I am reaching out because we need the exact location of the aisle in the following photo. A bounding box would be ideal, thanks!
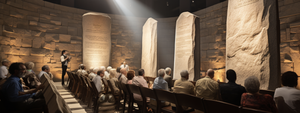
[54,82,117,113]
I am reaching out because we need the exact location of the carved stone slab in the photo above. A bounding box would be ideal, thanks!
[82,12,111,69]
[142,18,158,78]
[226,0,280,89]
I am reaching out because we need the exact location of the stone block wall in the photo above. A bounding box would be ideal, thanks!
[0,0,147,81]
[278,0,300,89]
[193,1,228,82]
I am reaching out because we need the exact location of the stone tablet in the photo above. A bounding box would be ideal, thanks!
[226,0,280,89]
[82,12,111,69]
[173,12,199,81]
[142,18,158,78]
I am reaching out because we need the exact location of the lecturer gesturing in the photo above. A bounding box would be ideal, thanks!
[61,50,71,85]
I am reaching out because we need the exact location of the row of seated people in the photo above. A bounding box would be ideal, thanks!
[0,61,55,112]
[75,64,300,113]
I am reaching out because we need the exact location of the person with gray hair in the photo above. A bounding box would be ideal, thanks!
[164,67,173,91]
[77,64,87,76]
[241,76,278,113]
[37,65,52,80]
[0,59,9,80]
[153,69,168,91]
[24,62,41,88]
[194,69,220,100]
[172,70,195,111]
[89,67,99,80]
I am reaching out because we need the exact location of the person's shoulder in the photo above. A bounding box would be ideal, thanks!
[263,94,273,99]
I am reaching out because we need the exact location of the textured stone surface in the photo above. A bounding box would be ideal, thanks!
[173,12,197,81]
[142,18,157,78]
[226,0,280,89]
[83,12,111,69]
[59,34,71,42]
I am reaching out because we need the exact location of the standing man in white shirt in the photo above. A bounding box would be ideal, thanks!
[120,61,129,72]
[0,59,9,80]
[60,50,71,85]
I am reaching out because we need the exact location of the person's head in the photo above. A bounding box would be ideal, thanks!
[281,71,298,87]
[61,50,68,55]
[100,66,106,71]
[138,69,144,76]
[24,62,34,70]
[42,65,50,73]
[158,69,165,77]
[9,63,26,78]
[244,76,260,94]
[165,67,172,75]
[109,69,117,79]
[117,67,121,73]
[127,70,135,80]
[123,61,127,65]
[121,68,127,75]
[89,67,94,72]
[2,59,9,66]
[93,67,99,73]
[78,64,84,69]
[107,66,112,72]
[180,70,189,80]
[97,70,104,77]
[226,69,237,83]
[207,69,214,79]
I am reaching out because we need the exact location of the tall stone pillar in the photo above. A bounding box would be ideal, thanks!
[142,18,158,78]
[82,12,111,69]
[226,0,280,89]
[173,12,200,81]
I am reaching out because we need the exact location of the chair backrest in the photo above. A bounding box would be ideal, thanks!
[154,89,177,104]
[274,96,297,113]
[175,93,205,112]
[140,87,157,100]
[120,83,130,95]
[240,107,272,113]
[43,80,54,104]
[48,94,62,113]
[107,80,116,95]
[203,99,240,113]
[40,75,47,84]
[90,81,100,96]
[102,78,110,92]
[128,84,142,95]
[259,90,275,97]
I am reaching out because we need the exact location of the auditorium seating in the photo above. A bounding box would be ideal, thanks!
[65,71,275,113]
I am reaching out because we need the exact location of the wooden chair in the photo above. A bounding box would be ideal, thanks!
[175,93,206,113]
[259,89,275,97]
[274,96,297,113]
[79,75,88,102]
[102,78,111,94]
[203,99,239,113]
[140,87,160,113]
[107,80,122,111]
[128,84,144,112]
[154,89,179,113]
[239,107,272,113]
[90,81,103,113]
[84,76,94,108]
[66,71,74,90]
[119,82,133,113]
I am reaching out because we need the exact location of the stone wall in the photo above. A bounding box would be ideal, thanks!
[278,0,300,89]
[0,0,147,81]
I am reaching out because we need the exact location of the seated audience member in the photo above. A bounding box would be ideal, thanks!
[173,70,194,95]
[132,69,149,101]
[0,59,9,80]
[172,70,195,111]
[164,67,173,91]
[274,71,300,113]
[116,67,121,79]
[194,69,220,100]
[153,69,168,91]
[118,68,128,84]
[37,65,53,80]
[100,66,109,79]
[77,64,88,76]
[24,62,41,88]
[109,69,120,94]
[88,67,94,74]
[1,63,45,112]
[105,66,112,79]
[219,69,246,106]
[93,70,105,93]
[89,67,99,80]
[241,76,278,113]
[127,70,135,84]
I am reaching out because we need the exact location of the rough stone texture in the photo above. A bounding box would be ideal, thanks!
[226,0,280,89]
[142,18,157,78]
[173,12,197,81]
[82,12,111,69]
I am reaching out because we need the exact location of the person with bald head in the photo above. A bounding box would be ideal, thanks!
[194,69,220,100]
[219,69,246,106]
[118,68,128,84]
